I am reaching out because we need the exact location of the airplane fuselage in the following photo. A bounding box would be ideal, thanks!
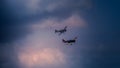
[59,29,66,33]
[55,26,67,35]
[62,39,76,44]
[55,29,66,33]
[55,29,66,35]
[65,40,75,43]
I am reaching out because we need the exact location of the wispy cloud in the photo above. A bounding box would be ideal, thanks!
[31,14,87,30]
[7,0,93,15]
[26,0,93,13]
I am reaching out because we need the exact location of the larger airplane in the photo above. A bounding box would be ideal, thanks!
[55,26,67,35]
[62,37,77,45]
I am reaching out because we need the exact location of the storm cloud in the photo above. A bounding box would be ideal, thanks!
[0,0,92,68]
[0,0,92,43]
[1,0,120,68]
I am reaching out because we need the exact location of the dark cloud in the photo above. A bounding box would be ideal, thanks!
[1,0,120,68]
[0,0,92,44]
[0,44,20,68]
[6,0,92,15]
[0,1,90,67]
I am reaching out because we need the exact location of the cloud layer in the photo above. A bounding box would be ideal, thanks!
[19,48,66,68]
[31,14,87,30]
[0,1,91,68]
[6,0,93,15]
[13,31,69,68]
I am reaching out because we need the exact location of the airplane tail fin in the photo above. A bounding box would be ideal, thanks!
[62,39,66,43]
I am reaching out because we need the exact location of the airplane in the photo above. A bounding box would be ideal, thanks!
[62,37,77,45]
[55,26,67,35]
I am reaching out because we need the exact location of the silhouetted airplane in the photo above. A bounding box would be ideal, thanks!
[55,26,67,35]
[62,37,77,45]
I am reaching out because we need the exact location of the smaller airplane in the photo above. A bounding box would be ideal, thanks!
[62,37,77,45]
[55,26,67,35]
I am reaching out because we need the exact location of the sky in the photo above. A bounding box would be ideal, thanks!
[0,0,120,68]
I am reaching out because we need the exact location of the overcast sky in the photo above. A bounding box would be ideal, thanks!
[0,0,120,68]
